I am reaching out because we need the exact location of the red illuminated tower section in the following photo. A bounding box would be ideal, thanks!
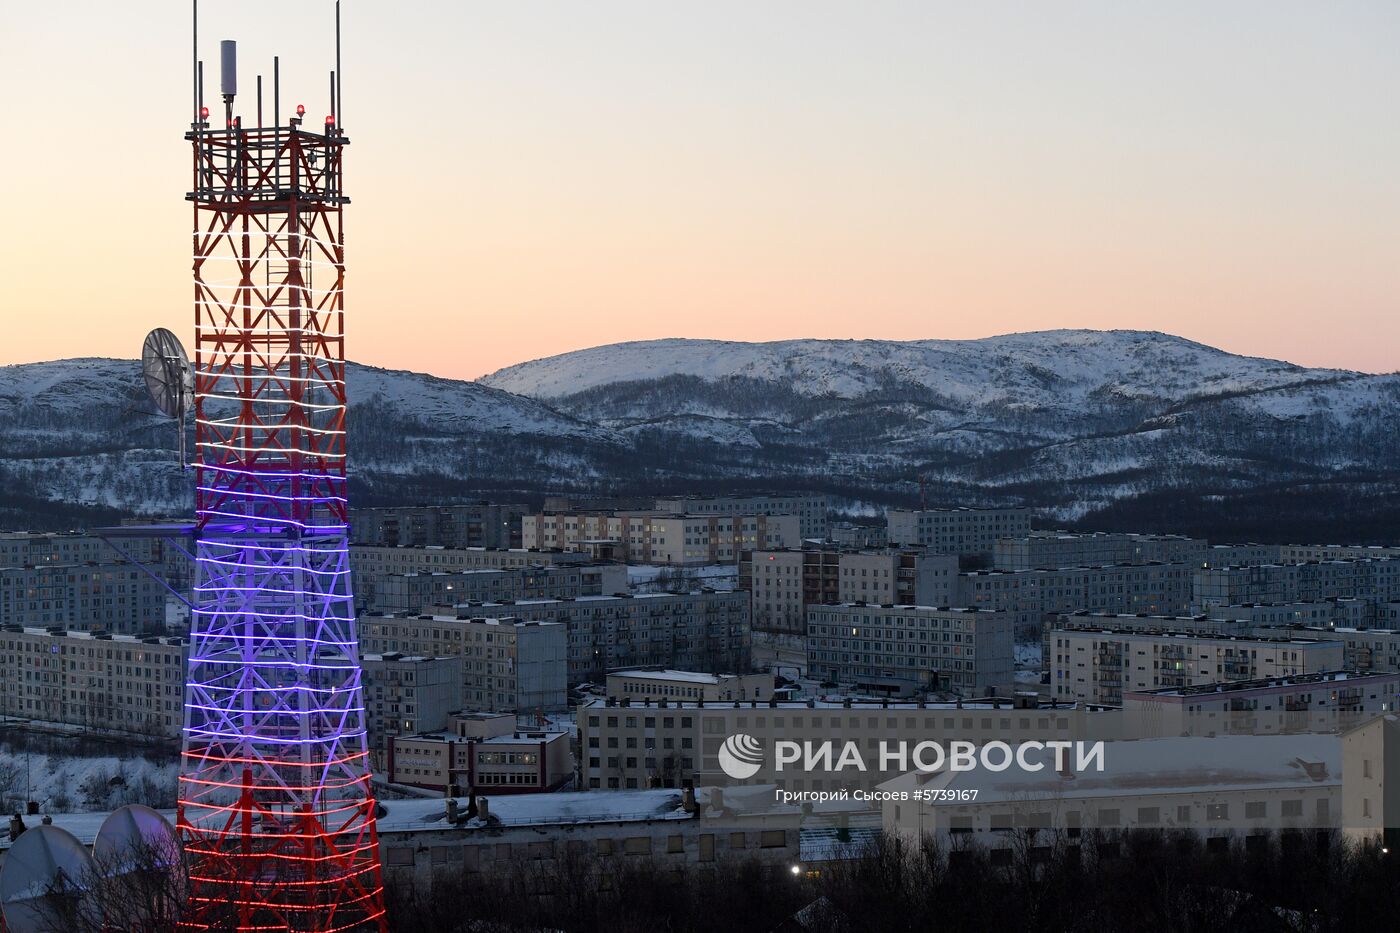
[179,11,386,932]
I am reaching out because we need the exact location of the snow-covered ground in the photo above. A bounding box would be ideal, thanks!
[0,733,178,814]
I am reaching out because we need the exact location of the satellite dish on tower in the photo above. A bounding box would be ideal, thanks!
[141,328,193,465]
[0,824,95,933]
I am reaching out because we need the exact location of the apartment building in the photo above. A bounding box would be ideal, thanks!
[361,614,568,712]
[364,591,751,685]
[1210,599,1372,629]
[360,653,464,763]
[1261,626,1400,675]
[0,563,165,633]
[368,564,628,613]
[994,532,1208,572]
[881,733,1340,846]
[388,711,573,794]
[1047,626,1345,705]
[654,493,829,540]
[958,562,1195,638]
[0,626,187,740]
[522,511,801,565]
[1123,670,1400,737]
[807,604,1014,697]
[885,507,1032,556]
[827,522,887,548]
[1193,559,1400,612]
[348,545,597,608]
[577,694,1080,792]
[349,502,528,549]
[604,670,774,703]
[739,548,957,635]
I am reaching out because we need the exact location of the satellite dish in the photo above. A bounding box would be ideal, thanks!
[93,804,181,868]
[0,825,95,933]
[141,328,193,465]
[91,805,184,926]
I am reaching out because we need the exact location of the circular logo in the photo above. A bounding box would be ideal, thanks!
[718,733,765,780]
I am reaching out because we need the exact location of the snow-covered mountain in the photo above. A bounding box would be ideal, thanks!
[0,358,626,522]
[3,331,1398,530]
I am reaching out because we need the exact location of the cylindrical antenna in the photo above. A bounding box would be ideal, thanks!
[192,0,198,125]
[220,39,237,100]
[336,1,343,127]
[257,75,263,128]
[273,56,280,126]
[330,71,337,127]
[198,60,204,117]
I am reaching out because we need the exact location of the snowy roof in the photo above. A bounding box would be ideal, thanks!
[608,669,730,685]
[376,789,689,832]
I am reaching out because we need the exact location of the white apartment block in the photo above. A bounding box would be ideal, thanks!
[367,563,628,613]
[1048,626,1345,705]
[0,626,187,740]
[1123,670,1400,737]
[360,614,568,713]
[522,511,800,565]
[959,563,1195,638]
[604,670,774,703]
[1193,559,1400,612]
[994,532,1208,572]
[577,695,1080,792]
[349,502,528,549]
[363,591,750,686]
[388,711,573,794]
[654,493,829,540]
[740,548,957,635]
[0,563,166,633]
[885,507,1032,556]
[348,544,596,608]
[807,604,1014,697]
[360,653,464,762]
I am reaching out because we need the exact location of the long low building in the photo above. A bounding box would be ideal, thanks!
[994,532,1208,572]
[522,511,802,566]
[0,626,187,740]
[879,733,1343,846]
[806,604,1014,697]
[1122,669,1400,736]
[577,694,1081,793]
[0,562,166,634]
[388,711,574,794]
[367,564,628,613]
[362,591,751,685]
[1048,625,1345,705]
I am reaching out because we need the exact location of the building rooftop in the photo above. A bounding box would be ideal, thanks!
[376,789,690,832]
[1051,624,1340,645]
[0,626,184,646]
[578,695,1074,712]
[1123,669,1398,699]
[609,669,734,685]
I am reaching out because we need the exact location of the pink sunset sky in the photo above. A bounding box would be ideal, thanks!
[2,1,1396,378]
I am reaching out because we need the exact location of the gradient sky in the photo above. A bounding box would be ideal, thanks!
[2,1,1396,378]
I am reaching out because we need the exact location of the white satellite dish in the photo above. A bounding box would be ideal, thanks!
[90,805,184,927]
[93,804,181,869]
[141,328,193,465]
[0,825,95,933]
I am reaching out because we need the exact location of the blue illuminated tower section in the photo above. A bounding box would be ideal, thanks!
[178,22,386,933]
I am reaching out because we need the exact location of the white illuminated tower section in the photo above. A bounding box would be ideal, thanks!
[178,11,387,931]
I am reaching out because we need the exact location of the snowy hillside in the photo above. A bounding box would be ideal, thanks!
[480,330,1353,405]
[3,331,1399,530]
